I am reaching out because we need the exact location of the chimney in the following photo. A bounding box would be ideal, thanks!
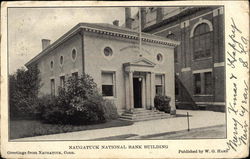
[113,20,119,26]
[125,7,132,29]
[156,8,163,23]
[141,7,146,30]
[42,39,50,50]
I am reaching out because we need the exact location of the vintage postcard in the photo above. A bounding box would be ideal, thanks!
[1,1,249,158]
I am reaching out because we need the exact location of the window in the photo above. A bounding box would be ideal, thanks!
[204,72,212,94]
[156,53,163,62]
[193,23,211,59]
[149,7,156,12]
[60,76,65,88]
[50,61,54,69]
[166,33,177,40]
[60,55,64,66]
[51,79,55,96]
[174,48,178,62]
[72,49,77,61]
[166,33,178,62]
[155,74,165,96]
[104,47,113,57]
[175,82,179,95]
[194,73,201,94]
[72,72,78,79]
[102,72,115,97]
[193,71,212,95]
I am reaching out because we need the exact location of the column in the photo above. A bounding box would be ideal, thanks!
[150,72,155,109]
[145,72,151,109]
[129,71,134,110]
[125,72,130,111]
[141,75,146,108]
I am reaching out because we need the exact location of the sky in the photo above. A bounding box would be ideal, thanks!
[8,7,138,74]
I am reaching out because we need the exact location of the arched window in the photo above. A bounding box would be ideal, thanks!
[167,33,178,62]
[193,23,211,59]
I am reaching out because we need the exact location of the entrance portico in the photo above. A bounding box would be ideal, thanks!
[123,57,156,111]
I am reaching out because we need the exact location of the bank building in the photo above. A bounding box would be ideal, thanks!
[25,16,179,120]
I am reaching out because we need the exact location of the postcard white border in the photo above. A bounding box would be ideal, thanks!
[1,1,249,158]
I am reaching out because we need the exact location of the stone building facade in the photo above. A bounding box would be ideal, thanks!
[25,23,179,115]
[128,7,225,111]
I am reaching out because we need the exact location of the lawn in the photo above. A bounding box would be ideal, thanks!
[10,119,133,139]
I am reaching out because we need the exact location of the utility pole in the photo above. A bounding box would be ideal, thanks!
[138,7,142,57]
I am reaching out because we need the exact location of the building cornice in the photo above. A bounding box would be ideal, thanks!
[26,23,179,67]
[143,7,215,32]
[81,25,179,47]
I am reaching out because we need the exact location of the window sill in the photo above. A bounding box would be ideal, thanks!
[192,57,212,61]
[193,94,213,97]
[103,96,116,99]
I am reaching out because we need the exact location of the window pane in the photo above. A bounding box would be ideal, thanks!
[205,35,210,49]
[155,85,163,96]
[104,47,113,57]
[60,56,63,65]
[205,49,210,57]
[51,79,55,96]
[200,34,206,49]
[155,75,162,85]
[204,24,210,32]
[199,24,206,34]
[194,74,201,94]
[60,76,65,88]
[194,26,200,36]
[102,73,113,85]
[174,48,178,62]
[72,72,78,79]
[72,49,77,60]
[205,72,212,94]
[175,82,179,95]
[194,51,201,59]
[102,85,113,96]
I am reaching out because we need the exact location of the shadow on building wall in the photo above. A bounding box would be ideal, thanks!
[175,75,198,110]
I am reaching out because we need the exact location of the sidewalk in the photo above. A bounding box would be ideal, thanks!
[13,109,226,141]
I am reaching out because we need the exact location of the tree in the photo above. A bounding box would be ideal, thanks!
[9,65,41,118]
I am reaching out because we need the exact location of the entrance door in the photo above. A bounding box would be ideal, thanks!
[133,78,142,108]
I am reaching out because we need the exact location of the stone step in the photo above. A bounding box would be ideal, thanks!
[122,111,165,117]
[134,116,170,122]
[119,108,172,122]
[120,113,170,120]
[130,108,152,112]
[125,109,163,114]
[132,112,167,117]
[119,114,171,122]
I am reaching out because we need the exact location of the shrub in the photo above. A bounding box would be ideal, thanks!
[102,99,119,120]
[66,93,106,125]
[38,95,68,124]
[40,74,109,125]
[154,95,171,113]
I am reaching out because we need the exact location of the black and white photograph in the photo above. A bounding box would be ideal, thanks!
[1,1,249,158]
